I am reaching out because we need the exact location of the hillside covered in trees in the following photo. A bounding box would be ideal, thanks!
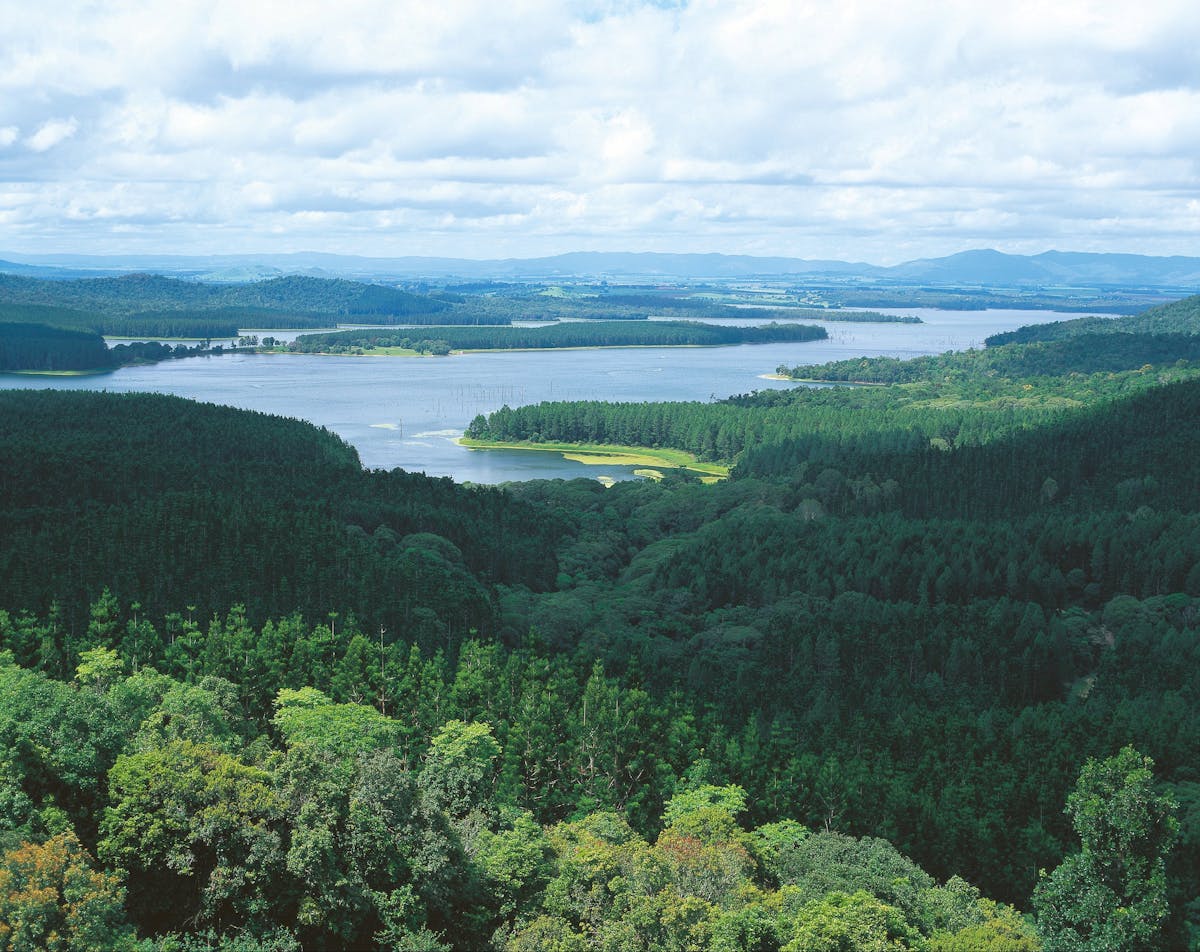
[0,273,450,319]
[986,292,1200,345]
[0,274,474,339]
[0,323,237,373]
[2,294,1200,948]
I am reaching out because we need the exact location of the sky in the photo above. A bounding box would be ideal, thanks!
[1,0,1198,263]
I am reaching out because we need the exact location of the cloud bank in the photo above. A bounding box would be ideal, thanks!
[1,0,1197,261]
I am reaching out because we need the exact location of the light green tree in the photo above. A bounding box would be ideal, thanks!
[1034,746,1178,951]
[98,739,285,933]
[783,889,923,952]
[418,720,500,818]
[74,646,124,693]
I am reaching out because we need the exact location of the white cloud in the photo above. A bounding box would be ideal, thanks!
[25,117,78,152]
[0,1,1197,260]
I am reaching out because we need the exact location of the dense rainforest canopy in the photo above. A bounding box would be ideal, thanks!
[2,296,1200,949]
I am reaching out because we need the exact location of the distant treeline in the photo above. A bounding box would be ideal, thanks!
[986,293,1200,345]
[0,322,232,373]
[291,320,828,353]
[814,285,1153,313]
[0,272,449,317]
[803,308,921,323]
[0,301,257,340]
[286,333,455,356]
[0,322,113,372]
[777,331,1200,385]
[596,294,920,323]
[434,288,921,324]
[0,273,513,339]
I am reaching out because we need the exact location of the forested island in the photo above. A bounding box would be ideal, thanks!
[2,294,1200,949]
[287,320,828,356]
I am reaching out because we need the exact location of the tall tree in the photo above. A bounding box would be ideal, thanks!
[1034,746,1178,951]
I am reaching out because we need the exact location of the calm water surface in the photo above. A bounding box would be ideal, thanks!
[2,309,1094,483]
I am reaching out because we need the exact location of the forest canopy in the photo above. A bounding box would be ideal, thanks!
[2,293,1200,948]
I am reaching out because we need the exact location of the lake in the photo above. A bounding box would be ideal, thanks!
[2,309,1094,483]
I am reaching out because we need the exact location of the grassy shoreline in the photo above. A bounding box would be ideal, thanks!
[8,367,114,376]
[453,343,727,354]
[457,436,729,479]
[761,372,886,386]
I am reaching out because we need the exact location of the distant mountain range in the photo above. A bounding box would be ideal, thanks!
[2,248,1200,288]
[880,249,1200,288]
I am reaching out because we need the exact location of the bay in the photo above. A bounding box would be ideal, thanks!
[1,309,1094,483]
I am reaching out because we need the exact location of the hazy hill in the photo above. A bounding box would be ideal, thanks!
[884,249,1055,285]
[5,248,1200,287]
[0,271,448,317]
[0,258,126,279]
[886,249,1200,288]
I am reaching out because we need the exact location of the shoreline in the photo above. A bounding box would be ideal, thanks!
[286,339,822,357]
[759,372,886,386]
[456,436,729,480]
[6,367,115,377]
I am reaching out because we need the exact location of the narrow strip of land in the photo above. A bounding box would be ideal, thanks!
[457,436,728,480]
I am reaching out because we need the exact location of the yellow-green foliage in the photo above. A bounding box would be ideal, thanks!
[0,831,134,952]
[500,784,1037,952]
